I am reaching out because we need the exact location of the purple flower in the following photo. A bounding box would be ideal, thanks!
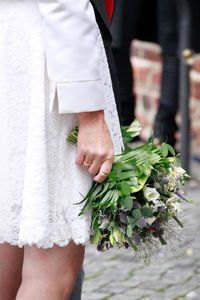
[175,189,186,200]
[133,234,142,244]
[137,218,146,228]
[162,177,169,184]
[158,206,165,212]
[119,213,127,224]
[152,220,162,230]
[133,201,141,209]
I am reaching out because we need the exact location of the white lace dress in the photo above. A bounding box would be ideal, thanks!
[0,0,123,248]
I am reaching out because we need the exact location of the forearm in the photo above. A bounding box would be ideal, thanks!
[78,110,105,124]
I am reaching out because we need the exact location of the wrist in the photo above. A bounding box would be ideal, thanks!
[78,110,105,124]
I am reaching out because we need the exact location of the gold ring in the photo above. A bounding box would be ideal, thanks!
[83,161,92,167]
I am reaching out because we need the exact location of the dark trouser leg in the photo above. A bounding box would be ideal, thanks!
[154,0,179,147]
[69,267,84,300]
[111,0,144,126]
[112,48,135,126]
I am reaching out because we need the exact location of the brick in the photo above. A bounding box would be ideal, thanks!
[133,65,150,81]
[190,81,200,99]
[191,128,200,144]
[152,72,162,86]
[142,95,154,110]
[192,56,200,72]
[131,40,162,62]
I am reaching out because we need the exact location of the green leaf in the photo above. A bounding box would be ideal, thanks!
[177,157,182,167]
[121,119,142,144]
[120,181,132,196]
[90,184,103,200]
[109,233,114,245]
[118,169,138,181]
[75,181,97,205]
[139,164,152,176]
[130,177,138,186]
[166,144,176,156]
[159,158,171,164]
[185,198,194,203]
[132,209,142,220]
[111,190,120,203]
[127,216,136,228]
[99,190,114,204]
[120,196,133,210]
[66,127,79,145]
[112,227,120,242]
[96,182,110,198]
[131,174,148,193]
[132,222,136,229]
[161,143,168,158]
[172,216,183,228]
[106,172,118,181]
[127,225,132,238]
[119,232,126,243]
[141,207,153,217]
[90,230,102,244]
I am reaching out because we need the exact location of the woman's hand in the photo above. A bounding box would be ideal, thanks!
[76,110,114,183]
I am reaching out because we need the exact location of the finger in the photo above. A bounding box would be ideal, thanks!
[75,151,85,166]
[83,153,95,169]
[93,158,113,183]
[88,158,102,176]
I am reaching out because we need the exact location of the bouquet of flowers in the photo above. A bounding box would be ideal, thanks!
[67,120,192,255]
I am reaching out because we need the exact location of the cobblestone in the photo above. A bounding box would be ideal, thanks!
[82,184,200,300]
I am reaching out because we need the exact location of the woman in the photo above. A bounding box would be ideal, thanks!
[0,0,123,299]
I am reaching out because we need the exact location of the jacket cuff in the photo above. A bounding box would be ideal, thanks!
[50,79,106,114]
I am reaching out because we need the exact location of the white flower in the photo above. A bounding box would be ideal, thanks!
[167,196,181,216]
[143,186,160,203]
[173,167,186,177]
[154,182,161,189]
[146,217,156,225]
[166,195,180,205]
[172,202,181,216]
[151,200,166,212]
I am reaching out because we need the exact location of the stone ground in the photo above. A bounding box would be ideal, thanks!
[82,182,200,300]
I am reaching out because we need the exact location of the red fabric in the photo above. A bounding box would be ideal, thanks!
[104,0,114,23]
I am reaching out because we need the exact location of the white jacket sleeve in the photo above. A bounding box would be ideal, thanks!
[38,0,106,114]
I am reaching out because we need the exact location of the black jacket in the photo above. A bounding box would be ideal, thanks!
[90,0,121,115]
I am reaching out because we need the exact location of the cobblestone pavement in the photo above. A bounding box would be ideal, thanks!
[82,183,200,300]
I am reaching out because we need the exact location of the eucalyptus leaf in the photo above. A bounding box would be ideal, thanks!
[120,196,133,210]
[132,222,136,229]
[127,225,132,238]
[141,207,153,218]
[132,209,142,220]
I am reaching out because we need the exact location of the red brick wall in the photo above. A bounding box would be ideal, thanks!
[130,40,200,178]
